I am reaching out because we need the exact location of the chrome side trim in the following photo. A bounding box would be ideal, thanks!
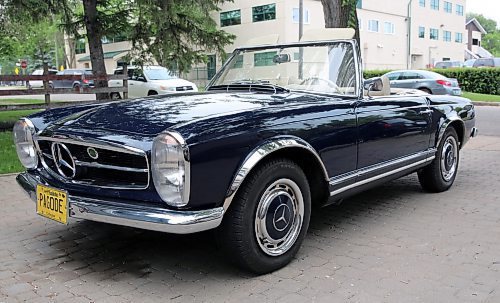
[74,160,149,173]
[329,148,437,186]
[34,136,150,190]
[330,156,434,197]
[222,137,329,211]
[17,172,222,234]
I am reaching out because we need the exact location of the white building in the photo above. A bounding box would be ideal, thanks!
[67,0,471,79]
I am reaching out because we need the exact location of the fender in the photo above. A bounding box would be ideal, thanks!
[222,136,329,211]
[436,114,466,148]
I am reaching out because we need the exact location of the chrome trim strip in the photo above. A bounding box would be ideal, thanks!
[222,136,329,211]
[34,136,150,190]
[16,172,222,234]
[74,160,149,173]
[329,149,437,186]
[330,156,434,197]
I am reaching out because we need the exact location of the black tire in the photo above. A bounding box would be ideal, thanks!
[148,90,158,96]
[218,158,311,274]
[73,83,81,91]
[110,92,121,100]
[419,87,432,94]
[418,128,459,192]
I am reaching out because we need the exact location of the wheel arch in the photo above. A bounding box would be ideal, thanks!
[437,117,466,149]
[222,136,330,211]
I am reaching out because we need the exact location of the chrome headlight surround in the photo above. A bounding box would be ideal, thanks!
[152,131,190,207]
[13,118,38,169]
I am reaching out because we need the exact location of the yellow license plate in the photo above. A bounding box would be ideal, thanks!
[36,184,68,224]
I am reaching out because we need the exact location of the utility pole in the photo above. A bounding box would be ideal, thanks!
[407,0,413,69]
[298,0,304,79]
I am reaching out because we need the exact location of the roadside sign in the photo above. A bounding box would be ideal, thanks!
[20,60,27,69]
[15,67,19,75]
[59,65,64,71]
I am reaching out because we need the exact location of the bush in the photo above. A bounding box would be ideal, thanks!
[363,68,500,95]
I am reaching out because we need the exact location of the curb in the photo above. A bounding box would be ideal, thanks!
[472,101,500,107]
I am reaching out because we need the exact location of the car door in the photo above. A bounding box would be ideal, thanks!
[128,68,148,98]
[355,95,433,178]
[393,72,422,89]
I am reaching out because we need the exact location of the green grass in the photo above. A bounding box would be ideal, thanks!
[0,109,43,123]
[0,131,23,174]
[462,92,500,102]
[0,98,45,105]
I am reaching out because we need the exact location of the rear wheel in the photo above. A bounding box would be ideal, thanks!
[73,83,81,91]
[418,128,459,192]
[218,158,311,274]
[419,87,432,94]
[147,90,158,96]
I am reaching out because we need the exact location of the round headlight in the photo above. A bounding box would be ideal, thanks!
[13,119,38,169]
[152,132,190,207]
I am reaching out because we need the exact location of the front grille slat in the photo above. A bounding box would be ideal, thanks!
[36,137,150,190]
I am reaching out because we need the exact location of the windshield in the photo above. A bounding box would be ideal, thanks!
[209,41,358,96]
[144,68,177,80]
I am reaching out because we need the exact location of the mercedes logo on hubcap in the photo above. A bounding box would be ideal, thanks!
[51,143,76,179]
[273,203,292,232]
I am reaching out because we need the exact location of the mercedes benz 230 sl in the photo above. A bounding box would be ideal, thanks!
[14,29,477,273]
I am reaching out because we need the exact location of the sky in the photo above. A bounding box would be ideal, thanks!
[466,0,500,27]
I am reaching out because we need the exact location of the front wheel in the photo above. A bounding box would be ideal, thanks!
[418,128,459,192]
[218,158,311,274]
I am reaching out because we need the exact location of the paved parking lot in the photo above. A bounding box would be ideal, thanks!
[1,133,499,303]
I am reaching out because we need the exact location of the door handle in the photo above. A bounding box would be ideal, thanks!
[421,109,433,114]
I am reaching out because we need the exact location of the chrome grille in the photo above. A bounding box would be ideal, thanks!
[35,137,150,189]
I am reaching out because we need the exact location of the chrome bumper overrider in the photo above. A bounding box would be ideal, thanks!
[471,127,478,138]
[16,172,224,234]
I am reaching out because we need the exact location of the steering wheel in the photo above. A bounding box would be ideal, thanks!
[299,77,340,92]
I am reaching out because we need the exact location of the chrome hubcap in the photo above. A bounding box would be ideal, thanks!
[440,136,458,181]
[255,178,304,256]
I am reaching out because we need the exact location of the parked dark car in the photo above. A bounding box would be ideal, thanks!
[473,57,500,68]
[384,70,462,95]
[14,30,477,273]
[51,69,94,89]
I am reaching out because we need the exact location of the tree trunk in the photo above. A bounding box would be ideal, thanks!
[82,0,108,100]
[320,0,360,45]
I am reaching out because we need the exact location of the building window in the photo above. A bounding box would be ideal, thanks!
[368,20,379,32]
[254,51,277,66]
[419,26,425,38]
[357,0,362,8]
[75,38,86,54]
[443,30,451,42]
[455,32,463,43]
[456,4,464,16]
[220,10,241,27]
[430,28,439,40]
[430,0,439,10]
[384,22,395,34]
[472,38,480,46]
[253,4,276,22]
[419,0,425,7]
[292,8,309,23]
[444,1,452,13]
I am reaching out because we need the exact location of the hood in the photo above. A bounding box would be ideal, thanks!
[50,92,302,136]
[150,78,195,87]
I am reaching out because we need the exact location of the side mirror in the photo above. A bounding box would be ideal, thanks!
[273,54,291,64]
[137,76,147,82]
[363,77,384,96]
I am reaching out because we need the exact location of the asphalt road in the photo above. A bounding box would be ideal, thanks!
[0,106,499,303]
[475,105,500,136]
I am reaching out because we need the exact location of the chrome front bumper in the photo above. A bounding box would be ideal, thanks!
[16,172,224,234]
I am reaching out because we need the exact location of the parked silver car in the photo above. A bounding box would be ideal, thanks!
[434,61,463,69]
[384,70,462,96]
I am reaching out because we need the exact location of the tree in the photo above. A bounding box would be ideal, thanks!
[320,0,360,45]
[131,0,235,74]
[466,13,498,33]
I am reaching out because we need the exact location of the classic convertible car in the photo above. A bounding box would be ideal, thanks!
[15,29,477,273]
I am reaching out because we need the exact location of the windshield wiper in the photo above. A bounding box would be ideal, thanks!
[208,80,290,93]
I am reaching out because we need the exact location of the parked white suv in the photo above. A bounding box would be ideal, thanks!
[108,65,198,99]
